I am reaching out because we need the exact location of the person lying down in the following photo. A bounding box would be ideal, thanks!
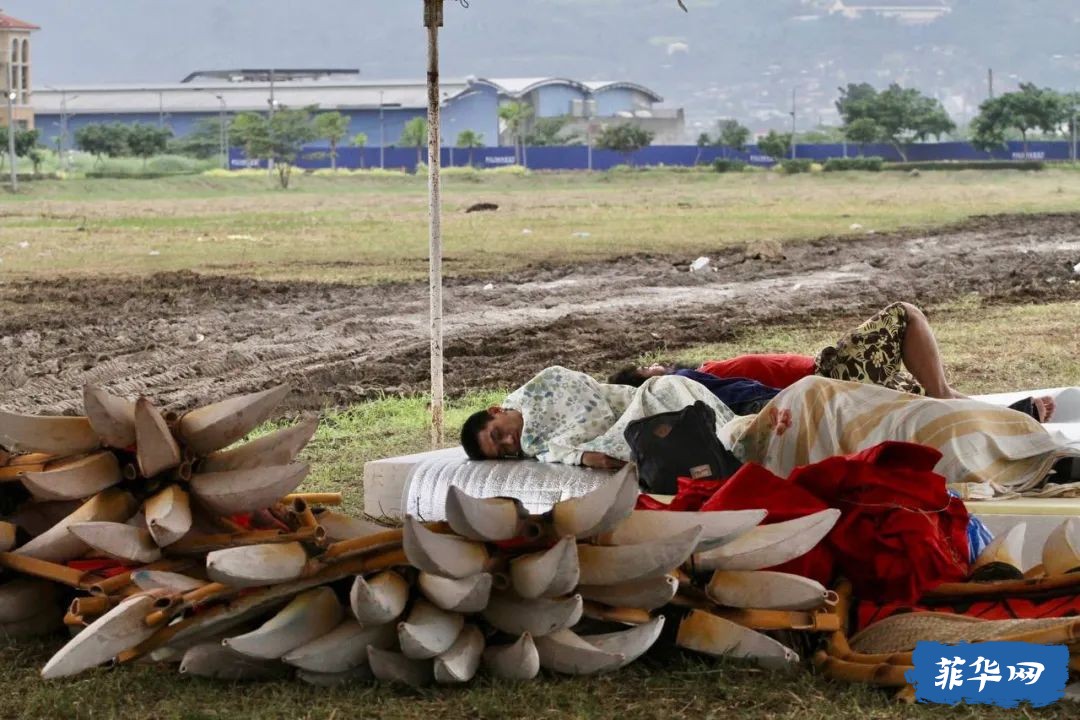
[461,365,732,469]
[461,366,1078,496]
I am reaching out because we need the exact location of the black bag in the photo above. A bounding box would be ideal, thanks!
[623,401,743,495]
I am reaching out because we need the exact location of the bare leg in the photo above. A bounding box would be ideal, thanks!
[898,302,966,400]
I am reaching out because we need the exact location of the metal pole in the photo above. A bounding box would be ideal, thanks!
[216,95,227,170]
[379,91,385,169]
[6,63,16,192]
[988,68,994,100]
[425,0,445,447]
[158,91,164,128]
[1067,112,1075,165]
[790,87,797,160]
[585,97,594,171]
[60,92,68,173]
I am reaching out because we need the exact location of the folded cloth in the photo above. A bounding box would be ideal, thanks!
[638,441,972,603]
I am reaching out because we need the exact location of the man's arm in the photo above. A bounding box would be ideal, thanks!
[581,452,626,470]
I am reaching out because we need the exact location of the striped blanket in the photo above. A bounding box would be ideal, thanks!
[727,376,1080,499]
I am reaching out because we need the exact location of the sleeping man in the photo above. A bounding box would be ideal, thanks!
[460,365,735,468]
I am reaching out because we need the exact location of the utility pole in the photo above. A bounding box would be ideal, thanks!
[5,62,16,192]
[1072,111,1078,164]
[988,68,994,100]
[424,0,445,446]
[158,90,165,128]
[790,87,797,160]
[215,94,228,170]
[379,90,385,169]
[586,98,594,171]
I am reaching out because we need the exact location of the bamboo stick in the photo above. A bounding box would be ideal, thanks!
[581,602,651,625]
[88,558,192,596]
[813,650,913,687]
[924,573,1080,600]
[711,608,840,633]
[71,595,113,618]
[0,552,87,587]
[290,499,318,529]
[283,492,343,506]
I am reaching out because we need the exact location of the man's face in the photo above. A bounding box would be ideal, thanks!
[476,408,525,459]
[638,364,669,378]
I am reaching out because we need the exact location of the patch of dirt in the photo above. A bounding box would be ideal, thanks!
[2,212,1080,415]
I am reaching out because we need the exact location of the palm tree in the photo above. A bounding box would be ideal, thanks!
[400,117,428,168]
[456,130,484,167]
[313,111,350,171]
[498,102,533,165]
[352,132,368,169]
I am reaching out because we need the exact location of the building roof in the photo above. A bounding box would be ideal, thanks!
[180,68,361,84]
[475,77,664,103]
[33,75,668,116]
[33,78,476,115]
[0,10,40,30]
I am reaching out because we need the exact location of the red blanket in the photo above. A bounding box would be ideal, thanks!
[636,441,971,603]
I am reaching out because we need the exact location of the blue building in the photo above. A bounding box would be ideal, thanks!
[32,70,685,153]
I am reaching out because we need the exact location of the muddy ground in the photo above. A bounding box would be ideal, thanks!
[2,212,1079,415]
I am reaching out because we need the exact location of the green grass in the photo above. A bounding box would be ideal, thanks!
[667,297,1080,396]
[3,169,1080,283]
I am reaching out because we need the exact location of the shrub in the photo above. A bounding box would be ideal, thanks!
[713,159,747,173]
[779,159,813,174]
[883,160,1045,171]
[823,156,885,172]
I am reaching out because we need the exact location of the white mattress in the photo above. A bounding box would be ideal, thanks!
[403,456,610,521]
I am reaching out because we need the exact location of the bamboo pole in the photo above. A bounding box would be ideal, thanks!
[283,492,343,506]
[581,602,652,626]
[0,552,87,587]
[424,0,445,447]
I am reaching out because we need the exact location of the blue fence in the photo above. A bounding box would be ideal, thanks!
[230,140,1078,173]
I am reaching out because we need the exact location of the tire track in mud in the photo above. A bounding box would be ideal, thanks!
[2,213,1079,415]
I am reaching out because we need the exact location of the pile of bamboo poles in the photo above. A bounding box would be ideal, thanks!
[0,385,850,684]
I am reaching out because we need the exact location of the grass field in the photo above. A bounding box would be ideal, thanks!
[3,168,1080,282]
[2,171,1080,717]
[2,297,1077,719]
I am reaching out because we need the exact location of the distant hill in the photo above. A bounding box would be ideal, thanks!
[16,0,1080,137]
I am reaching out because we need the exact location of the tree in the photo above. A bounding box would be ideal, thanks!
[594,123,654,163]
[715,119,750,158]
[524,117,580,147]
[400,117,428,168]
[971,84,1066,156]
[171,117,227,159]
[0,127,41,171]
[456,129,484,166]
[835,82,955,161]
[126,124,172,168]
[229,113,270,166]
[497,101,533,164]
[695,132,711,165]
[313,111,350,171]
[843,117,880,155]
[74,123,129,163]
[757,130,791,162]
[263,106,318,189]
[352,132,368,168]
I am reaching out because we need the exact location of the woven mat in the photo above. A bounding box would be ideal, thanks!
[851,612,1079,654]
